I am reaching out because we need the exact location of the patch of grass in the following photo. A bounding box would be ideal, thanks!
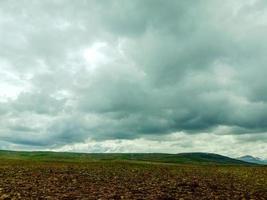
[0,150,253,165]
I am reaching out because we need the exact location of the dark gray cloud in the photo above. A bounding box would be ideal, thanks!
[0,0,266,157]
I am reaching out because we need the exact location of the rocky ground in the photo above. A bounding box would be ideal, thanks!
[0,160,266,200]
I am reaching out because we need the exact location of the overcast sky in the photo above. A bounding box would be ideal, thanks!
[0,0,266,158]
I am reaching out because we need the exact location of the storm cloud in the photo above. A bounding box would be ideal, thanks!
[0,0,266,158]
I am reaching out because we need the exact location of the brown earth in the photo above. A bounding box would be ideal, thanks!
[0,160,266,200]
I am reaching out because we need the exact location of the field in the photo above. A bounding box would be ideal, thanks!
[0,156,266,200]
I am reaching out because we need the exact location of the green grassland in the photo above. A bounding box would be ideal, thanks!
[0,150,253,165]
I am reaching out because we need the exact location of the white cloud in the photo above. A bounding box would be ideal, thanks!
[52,132,267,159]
[83,42,110,70]
[0,0,266,158]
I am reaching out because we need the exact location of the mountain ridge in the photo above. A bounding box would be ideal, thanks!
[0,150,256,165]
[237,155,267,165]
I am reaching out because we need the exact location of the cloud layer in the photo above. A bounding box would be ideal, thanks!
[0,0,266,158]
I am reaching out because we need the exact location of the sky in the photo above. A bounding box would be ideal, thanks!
[0,0,266,158]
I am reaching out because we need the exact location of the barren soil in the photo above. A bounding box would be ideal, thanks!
[0,160,266,200]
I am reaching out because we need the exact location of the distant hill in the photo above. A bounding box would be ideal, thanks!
[175,152,253,165]
[237,155,267,165]
[0,150,254,165]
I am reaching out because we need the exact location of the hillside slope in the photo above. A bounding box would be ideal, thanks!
[0,150,253,165]
[237,155,267,165]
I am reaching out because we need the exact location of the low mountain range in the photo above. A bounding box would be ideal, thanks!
[0,150,263,165]
[237,155,267,165]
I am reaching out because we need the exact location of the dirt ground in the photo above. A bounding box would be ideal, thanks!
[0,160,266,200]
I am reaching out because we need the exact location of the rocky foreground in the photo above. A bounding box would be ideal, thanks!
[0,160,266,200]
